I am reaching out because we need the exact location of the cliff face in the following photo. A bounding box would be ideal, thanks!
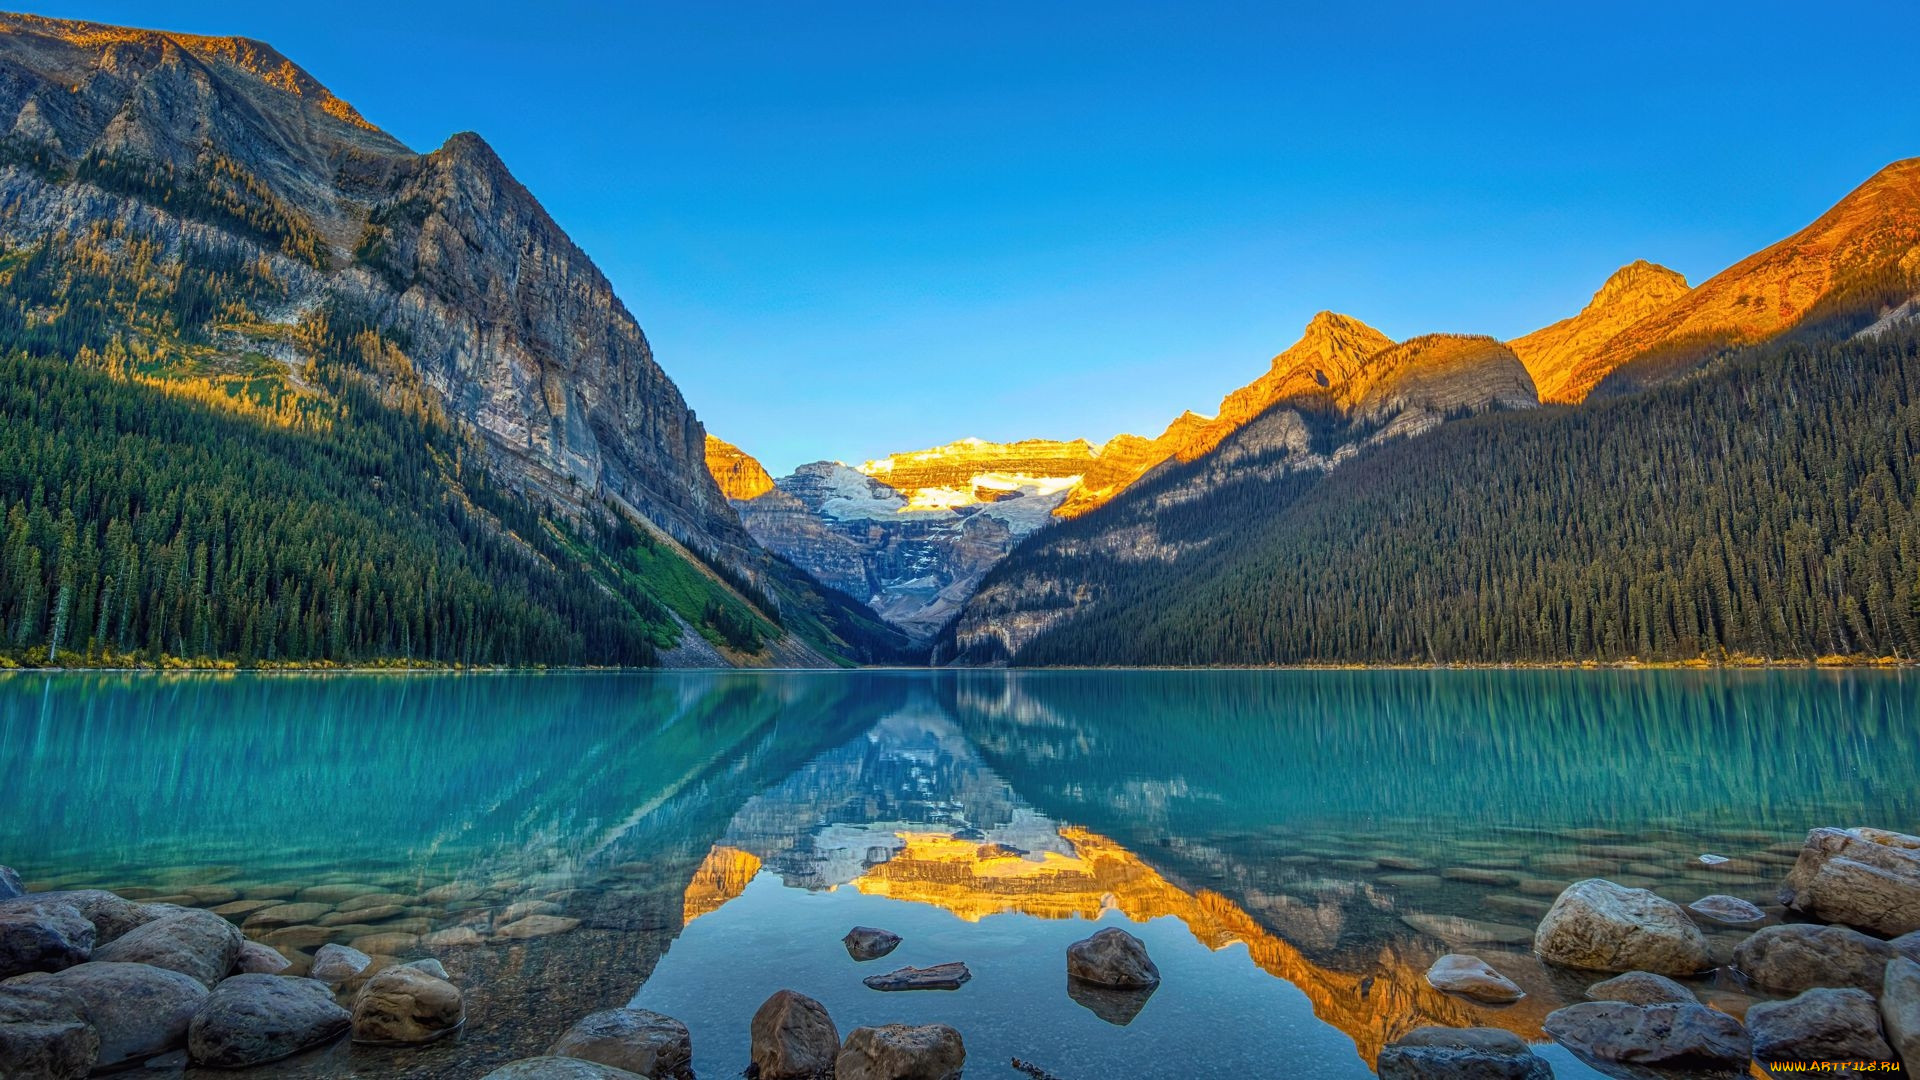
[705,434,776,500]
[1510,261,1691,403]
[944,331,1539,663]
[0,12,874,665]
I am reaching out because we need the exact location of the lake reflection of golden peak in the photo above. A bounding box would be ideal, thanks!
[847,825,1565,1067]
[683,845,762,925]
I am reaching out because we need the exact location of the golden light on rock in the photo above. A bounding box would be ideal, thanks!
[703,434,777,501]
[682,844,762,924]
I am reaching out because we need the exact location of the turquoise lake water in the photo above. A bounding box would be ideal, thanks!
[2,669,1916,1077]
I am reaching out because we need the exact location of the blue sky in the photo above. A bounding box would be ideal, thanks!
[37,2,1920,474]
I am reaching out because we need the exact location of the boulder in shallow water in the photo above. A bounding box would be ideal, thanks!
[1886,957,1920,1070]
[1687,894,1766,926]
[481,1056,646,1079]
[1732,923,1900,994]
[863,962,972,991]
[1424,954,1525,1003]
[0,866,23,901]
[750,989,839,1079]
[0,982,99,1079]
[1779,826,1920,936]
[1543,1000,1750,1069]
[92,907,241,988]
[548,1007,691,1079]
[844,926,902,961]
[494,914,580,940]
[1066,926,1160,989]
[403,957,450,981]
[0,890,152,944]
[234,941,292,975]
[1747,986,1894,1064]
[1585,970,1697,1005]
[350,966,465,1044]
[836,1023,965,1080]
[1376,1026,1552,1080]
[0,903,94,979]
[187,973,350,1067]
[19,961,208,1069]
[1534,878,1710,975]
[309,943,373,988]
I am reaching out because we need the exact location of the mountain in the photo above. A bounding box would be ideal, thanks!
[1510,261,1691,403]
[704,434,775,500]
[722,439,1103,642]
[0,12,905,667]
[942,332,1539,662]
[1551,159,1920,402]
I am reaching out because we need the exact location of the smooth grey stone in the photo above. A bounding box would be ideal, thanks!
[1687,894,1766,925]
[1426,954,1525,1003]
[307,943,371,987]
[1779,826,1920,936]
[836,1024,965,1080]
[1534,879,1710,975]
[1378,1026,1553,1080]
[862,962,972,991]
[0,890,153,944]
[1747,986,1895,1064]
[0,903,93,979]
[1542,1001,1750,1069]
[0,866,23,901]
[1585,971,1697,1005]
[843,925,902,961]
[750,990,839,1079]
[1733,922,1901,994]
[92,908,242,989]
[17,961,208,1070]
[548,1007,691,1079]
[0,982,100,1080]
[1886,957,1920,1070]
[1066,926,1160,989]
[187,973,350,1067]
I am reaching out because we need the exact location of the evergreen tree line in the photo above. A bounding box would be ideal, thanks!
[992,326,1920,666]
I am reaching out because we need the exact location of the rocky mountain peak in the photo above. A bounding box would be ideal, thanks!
[1589,260,1690,313]
[705,435,776,501]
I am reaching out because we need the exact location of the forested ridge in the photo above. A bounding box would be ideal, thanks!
[0,212,808,667]
[1000,326,1920,666]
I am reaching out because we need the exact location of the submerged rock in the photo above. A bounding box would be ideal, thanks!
[750,989,839,1079]
[844,926,902,961]
[92,907,242,988]
[1886,957,1920,1069]
[403,957,450,980]
[1424,954,1525,1003]
[0,903,94,979]
[1732,923,1901,994]
[1585,970,1697,1005]
[863,962,972,991]
[1066,927,1160,989]
[1534,878,1710,975]
[0,867,23,901]
[0,983,100,1080]
[495,914,581,940]
[1687,894,1766,925]
[350,966,465,1044]
[18,961,208,1070]
[481,1056,646,1079]
[234,941,292,975]
[187,973,350,1067]
[1747,987,1895,1064]
[0,891,152,944]
[308,943,373,987]
[1780,826,1920,936]
[1542,1000,1750,1069]
[548,1007,692,1079]
[836,1023,965,1080]
[1376,1026,1552,1080]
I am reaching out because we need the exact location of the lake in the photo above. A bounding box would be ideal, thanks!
[3,669,1916,1078]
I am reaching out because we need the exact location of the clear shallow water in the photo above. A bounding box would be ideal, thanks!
[2,669,1916,1078]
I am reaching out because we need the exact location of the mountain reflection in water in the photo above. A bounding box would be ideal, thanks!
[1,669,1913,1077]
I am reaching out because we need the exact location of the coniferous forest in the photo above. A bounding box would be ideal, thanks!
[999,327,1920,666]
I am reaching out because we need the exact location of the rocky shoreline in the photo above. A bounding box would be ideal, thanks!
[2,824,1917,1078]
